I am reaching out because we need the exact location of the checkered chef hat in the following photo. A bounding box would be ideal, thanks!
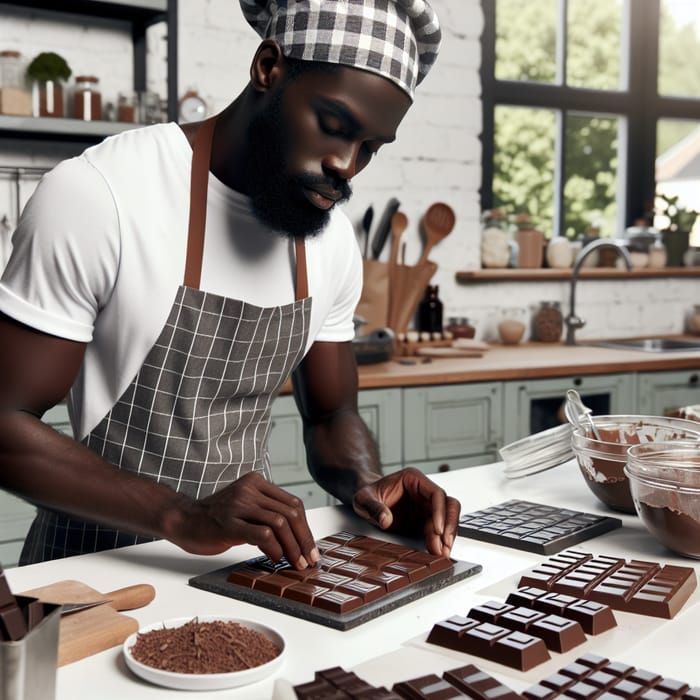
[240,0,442,99]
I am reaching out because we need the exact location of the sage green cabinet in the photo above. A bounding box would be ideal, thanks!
[402,383,503,466]
[637,369,700,416]
[502,373,637,444]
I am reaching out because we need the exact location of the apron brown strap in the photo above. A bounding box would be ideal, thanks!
[294,237,308,301]
[184,114,309,300]
[184,116,217,289]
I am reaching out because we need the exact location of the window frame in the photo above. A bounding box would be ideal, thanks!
[480,0,700,236]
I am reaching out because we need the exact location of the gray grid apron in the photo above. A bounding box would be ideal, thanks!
[21,116,312,564]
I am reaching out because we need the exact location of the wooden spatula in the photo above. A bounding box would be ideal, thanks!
[388,211,409,332]
[417,202,456,267]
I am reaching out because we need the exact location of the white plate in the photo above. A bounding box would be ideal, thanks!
[123,616,286,691]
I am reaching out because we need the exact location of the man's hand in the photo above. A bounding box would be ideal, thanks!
[173,472,320,569]
[351,467,461,557]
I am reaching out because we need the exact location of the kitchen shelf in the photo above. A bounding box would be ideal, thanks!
[2,0,168,24]
[0,115,141,141]
[455,267,700,283]
[0,0,178,136]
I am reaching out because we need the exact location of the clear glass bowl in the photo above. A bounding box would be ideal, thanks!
[499,422,574,478]
[625,442,700,559]
[571,415,700,514]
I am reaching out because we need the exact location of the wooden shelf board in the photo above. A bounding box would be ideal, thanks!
[455,267,700,282]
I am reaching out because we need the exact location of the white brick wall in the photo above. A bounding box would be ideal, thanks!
[1,0,697,340]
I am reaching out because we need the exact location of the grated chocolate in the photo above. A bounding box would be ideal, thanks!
[129,618,281,674]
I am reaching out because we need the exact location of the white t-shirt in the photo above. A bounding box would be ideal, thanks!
[0,123,362,440]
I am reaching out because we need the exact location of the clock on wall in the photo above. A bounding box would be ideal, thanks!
[178,90,208,123]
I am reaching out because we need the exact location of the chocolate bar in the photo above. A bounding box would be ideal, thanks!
[457,500,622,555]
[289,656,700,700]
[426,588,617,671]
[517,551,697,619]
[189,532,482,630]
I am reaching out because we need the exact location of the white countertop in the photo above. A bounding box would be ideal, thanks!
[6,459,700,698]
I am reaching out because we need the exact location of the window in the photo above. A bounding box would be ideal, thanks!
[481,0,700,244]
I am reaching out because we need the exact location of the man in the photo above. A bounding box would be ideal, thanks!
[0,0,460,567]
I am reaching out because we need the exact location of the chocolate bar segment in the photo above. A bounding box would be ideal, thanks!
[443,664,525,700]
[427,616,551,672]
[517,551,697,619]
[0,566,28,642]
[457,500,621,555]
[190,532,481,630]
[505,588,617,635]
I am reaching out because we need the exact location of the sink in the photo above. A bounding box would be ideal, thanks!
[587,337,700,352]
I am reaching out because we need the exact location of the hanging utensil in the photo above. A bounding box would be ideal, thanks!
[370,197,400,260]
[361,205,374,258]
[387,211,409,331]
[417,202,456,267]
[565,389,602,440]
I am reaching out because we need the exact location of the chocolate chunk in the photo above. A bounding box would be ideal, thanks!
[518,552,697,619]
[393,673,467,699]
[443,664,525,700]
[457,500,621,555]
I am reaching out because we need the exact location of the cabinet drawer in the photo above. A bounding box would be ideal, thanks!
[402,383,503,461]
[269,389,403,486]
[637,369,700,416]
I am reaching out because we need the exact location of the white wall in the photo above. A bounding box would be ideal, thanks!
[1,0,698,341]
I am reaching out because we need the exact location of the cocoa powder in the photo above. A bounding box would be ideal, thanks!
[129,618,281,674]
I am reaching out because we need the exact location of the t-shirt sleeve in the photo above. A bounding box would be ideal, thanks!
[0,156,120,342]
[314,212,363,343]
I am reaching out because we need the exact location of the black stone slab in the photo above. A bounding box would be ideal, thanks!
[457,500,622,555]
[189,531,482,631]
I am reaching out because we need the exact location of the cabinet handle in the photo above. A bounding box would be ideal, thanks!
[574,377,582,386]
[438,463,451,472]
[689,374,699,386]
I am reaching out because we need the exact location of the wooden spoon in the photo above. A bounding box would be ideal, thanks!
[389,211,408,269]
[388,211,409,331]
[417,202,456,267]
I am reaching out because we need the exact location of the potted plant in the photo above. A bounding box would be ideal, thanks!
[26,51,71,118]
[657,193,699,267]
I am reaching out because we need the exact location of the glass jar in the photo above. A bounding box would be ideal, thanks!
[117,91,138,123]
[0,50,31,116]
[73,75,102,120]
[532,301,563,343]
[445,317,475,339]
[0,50,23,88]
[687,305,700,336]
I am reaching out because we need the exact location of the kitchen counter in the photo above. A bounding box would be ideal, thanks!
[356,337,700,389]
[5,459,700,698]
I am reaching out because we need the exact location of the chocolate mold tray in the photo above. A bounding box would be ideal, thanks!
[189,531,482,631]
[457,500,622,555]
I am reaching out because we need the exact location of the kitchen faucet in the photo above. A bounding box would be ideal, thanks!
[564,238,633,346]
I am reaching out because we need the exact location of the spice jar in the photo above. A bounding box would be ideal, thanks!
[117,91,137,123]
[73,75,102,120]
[532,301,563,343]
[480,209,511,269]
[0,50,31,116]
[687,305,700,336]
[445,317,475,339]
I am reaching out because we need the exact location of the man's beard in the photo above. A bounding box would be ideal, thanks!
[243,91,352,239]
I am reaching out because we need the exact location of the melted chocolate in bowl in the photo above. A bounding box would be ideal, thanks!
[580,459,635,513]
[636,503,700,559]
[573,416,700,515]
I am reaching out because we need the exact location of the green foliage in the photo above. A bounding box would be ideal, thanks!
[26,52,72,83]
[491,0,700,239]
[657,193,699,233]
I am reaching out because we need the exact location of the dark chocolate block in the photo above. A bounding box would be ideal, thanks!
[442,664,524,700]
[291,656,699,700]
[393,673,468,699]
[189,532,481,630]
[517,551,697,619]
[505,588,617,635]
[426,616,551,672]
[457,500,621,555]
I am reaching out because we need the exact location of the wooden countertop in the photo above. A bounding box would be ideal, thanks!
[355,337,700,389]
